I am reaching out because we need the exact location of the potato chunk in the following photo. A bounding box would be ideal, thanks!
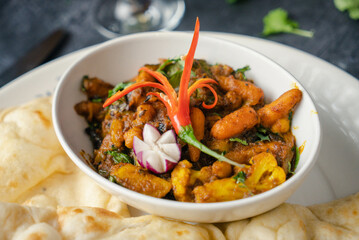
[110,164,171,198]
[218,75,264,106]
[193,178,250,203]
[171,160,215,202]
[171,160,193,202]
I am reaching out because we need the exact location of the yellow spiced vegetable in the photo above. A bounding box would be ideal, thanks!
[245,152,286,193]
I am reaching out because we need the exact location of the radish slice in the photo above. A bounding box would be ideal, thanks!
[133,124,181,174]
[157,130,177,144]
[143,124,161,144]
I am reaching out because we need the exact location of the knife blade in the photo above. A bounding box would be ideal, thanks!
[0,29,67,88]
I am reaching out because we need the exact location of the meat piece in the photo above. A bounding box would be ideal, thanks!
[74,101,104,122]
[82,77,114,98]
[218,75,264,106]
[258,88,302,133]
[211,106,259,140]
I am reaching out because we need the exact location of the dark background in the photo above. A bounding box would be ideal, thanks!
[0,0,358,82]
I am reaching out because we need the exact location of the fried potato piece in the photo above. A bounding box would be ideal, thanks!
[124,126,142,148]
[189,107,205,162]
[245,152,286,193]
[193,178,250,203]
[212,161,232,179]
[110,119,124,148]
[211,106,259,140]
[110,164,171,198]
[217,75,264,106]
[171,160,194,202]
[135,104,156,124]
[171,160,215,202]
[258,89,302,133]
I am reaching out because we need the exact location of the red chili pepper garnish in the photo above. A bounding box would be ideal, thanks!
[103,18,244,167]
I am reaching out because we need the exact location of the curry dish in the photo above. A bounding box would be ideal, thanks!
[75,57,302,203]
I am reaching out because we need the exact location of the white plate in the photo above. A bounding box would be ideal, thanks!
[1,32,358,208]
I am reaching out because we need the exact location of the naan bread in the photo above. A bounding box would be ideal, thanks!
[0,97,129,216]
[0,202,225,240]
[221,193,359,240]
[0,97,69,202]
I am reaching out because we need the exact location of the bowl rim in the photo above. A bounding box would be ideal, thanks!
[52,31,322,211]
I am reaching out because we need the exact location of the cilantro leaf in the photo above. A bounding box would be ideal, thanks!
[233,171,247,184]
[230,138,248,146]
[334,0,359,20]
[262,8,314,37]
[235,65,251,80]
[255,132,270,141]
[91,98,103,103]
[108,82,134,98]
[105,150,133,164]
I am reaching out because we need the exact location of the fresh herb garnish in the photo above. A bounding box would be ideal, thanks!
[233,171,253,194]
[233,171,247,184]
[157,57,196,89]
[230,138,248,146]
[108,175,116,183]
[257,126,267,134]
[294,146,300,169]
[288,111,293,121]
[91,98,103,103]
[105,150,133,164]
[108,82,135,98]
[334,0,359,20]
[262,8,314,38]
[235,65,251,80]
[255,132,270,141]
[288,146,300,174]
[287,161,294,174]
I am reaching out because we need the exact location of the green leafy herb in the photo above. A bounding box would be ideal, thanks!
[287,161,294,174]
[91,98,103,103]
[226,0,239,4]
[262,8,314,37]
[334,0,359,19]
[108,175,116,183]
[235,65,251,80]
[294,146,300,169]
[156,57,196,89]
[230,138,248,146]
[108,82,135,98]
[105,150,133,164]
[257,126,267,134]
[255,132,270,142]
[233,171,247,184]
[233,171,253,195]
[288,147,300,174]
[288,111,293,121]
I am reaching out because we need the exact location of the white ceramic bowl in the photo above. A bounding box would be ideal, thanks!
[52,31,321,223]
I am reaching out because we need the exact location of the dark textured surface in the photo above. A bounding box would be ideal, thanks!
[0,0,358,83]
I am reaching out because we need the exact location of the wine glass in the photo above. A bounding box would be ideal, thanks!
[94,0,185,38]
